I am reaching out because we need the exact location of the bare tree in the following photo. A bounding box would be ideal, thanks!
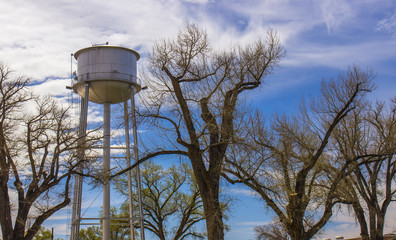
[335,100,396,240]
[120,23,285,240]
[223,66,377,240]
[0,63,99,240]
[255,218,290,240]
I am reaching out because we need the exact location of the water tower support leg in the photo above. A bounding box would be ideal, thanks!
[130,88,145,240]
[71,83,89,240]
[124,100,136,240]
[103,102,111,240]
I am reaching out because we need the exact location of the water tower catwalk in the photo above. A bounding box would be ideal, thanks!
[70,45,145,240]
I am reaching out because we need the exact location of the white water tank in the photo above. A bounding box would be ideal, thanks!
[73,46,140,104]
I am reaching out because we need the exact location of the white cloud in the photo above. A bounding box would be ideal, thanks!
[321,203,396,239]
[285,38,396,69]
[377,13,396,35]
[208,0,323,44]
[384,204,396,233]
[1,0,395,88]
[318,0,354,33]
[237,221,271,226]
[0,0,189,81]
[183,0,211,3]
[29,78,71,96]
[226,187,260,197]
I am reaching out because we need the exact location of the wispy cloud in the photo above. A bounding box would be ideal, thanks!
[377,12,396,35]
[237,221,270,226]
[318,0,354,33]
[285,38,396,68]
[226,187,259,197]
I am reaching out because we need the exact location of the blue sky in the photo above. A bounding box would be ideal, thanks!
[1,0,396,239]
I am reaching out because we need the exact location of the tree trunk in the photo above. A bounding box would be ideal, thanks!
[289,218,307,240]
[200,182,224,240]
[158,221,166,240]
[374,214,385,240]
[290,228,305,240]
[368,205,377,240]
[189,151,224,240]
[0,126,13,240]
[0,185,12,240]
[287,193,310,240]
[13,202,31,240]
[352,202,369,240]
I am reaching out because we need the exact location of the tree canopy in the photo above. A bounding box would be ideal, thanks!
[0,63,99,240]
[133,23,285,240]
[115,161,205,240]
[222,66,393,240]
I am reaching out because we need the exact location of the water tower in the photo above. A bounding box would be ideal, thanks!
[69,45,145,240]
